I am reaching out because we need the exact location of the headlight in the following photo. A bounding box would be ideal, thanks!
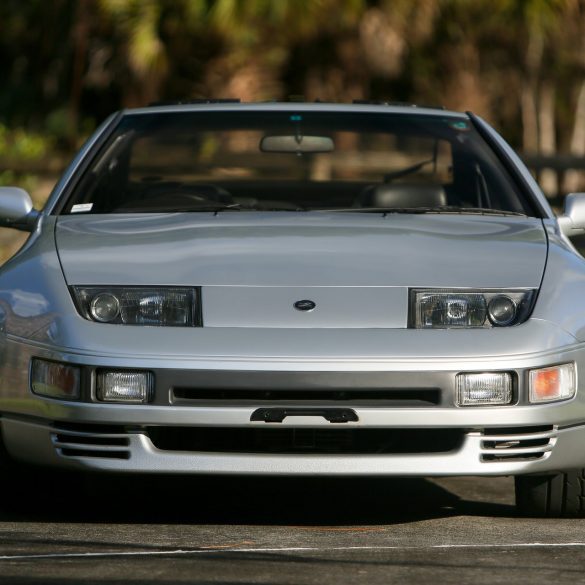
[410,289,535,329]
[71,287,199,326]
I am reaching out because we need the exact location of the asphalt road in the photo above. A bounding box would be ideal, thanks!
[0,468,583,584]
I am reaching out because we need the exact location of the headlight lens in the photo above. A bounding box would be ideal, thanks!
[90,292,120,323]
[72,287,199,326]
[410,289,535,329]
[487,295,517,326]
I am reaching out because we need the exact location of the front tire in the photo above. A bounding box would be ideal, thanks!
[515,470,585,517]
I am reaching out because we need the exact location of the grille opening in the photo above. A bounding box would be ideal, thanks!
[171,388,441,407]
[59,448,130,460]
[146,426,463,455]
[482,452,546,462]
[482,438,550,450]
[53,422,127,434]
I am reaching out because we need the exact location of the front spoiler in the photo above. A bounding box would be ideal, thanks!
[3,416,585,477]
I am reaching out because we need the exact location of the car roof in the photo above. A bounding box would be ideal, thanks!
[123,101,467,119]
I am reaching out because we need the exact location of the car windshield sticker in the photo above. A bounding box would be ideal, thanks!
[449,120,470,131]
[71,203,93,213]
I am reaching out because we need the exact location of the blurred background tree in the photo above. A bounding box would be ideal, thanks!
[1,0,585,198]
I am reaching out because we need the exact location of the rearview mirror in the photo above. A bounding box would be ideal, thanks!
[260,135,334,154]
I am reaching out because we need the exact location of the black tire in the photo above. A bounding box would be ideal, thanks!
[515,470,585,517]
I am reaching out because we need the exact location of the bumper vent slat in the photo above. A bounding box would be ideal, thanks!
[480,445,554,456]
[480,432,556,443]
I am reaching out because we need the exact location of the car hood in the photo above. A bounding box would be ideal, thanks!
[56,212,547,288]
[55,213,547,328]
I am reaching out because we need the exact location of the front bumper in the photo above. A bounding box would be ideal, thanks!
[3,320,585,476]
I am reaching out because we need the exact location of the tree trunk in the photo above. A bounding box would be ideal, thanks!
[521,84,539,154]
[538,82,558,196]
[564,81,585,193]
[521,26,544,155]
[69,0,90,148]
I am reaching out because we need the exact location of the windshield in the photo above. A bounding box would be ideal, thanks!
[62,111,535,216]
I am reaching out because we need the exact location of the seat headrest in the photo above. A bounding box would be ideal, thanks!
[359,183,447,208]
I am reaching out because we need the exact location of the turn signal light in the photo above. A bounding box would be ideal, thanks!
[31,359,80,400]
[529,364,576,403]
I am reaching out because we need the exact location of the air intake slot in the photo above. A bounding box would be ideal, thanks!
[51,423,131,460]
[171,388,441,407]
[480,425,556,462]
[146,426,463,454]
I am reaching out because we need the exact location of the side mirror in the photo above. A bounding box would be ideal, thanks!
[558,193,585,236]
[0,187,40,231]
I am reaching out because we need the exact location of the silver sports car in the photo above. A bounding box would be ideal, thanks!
[1,101,585,516]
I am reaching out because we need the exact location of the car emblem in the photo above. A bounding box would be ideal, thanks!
[294,300,316,312]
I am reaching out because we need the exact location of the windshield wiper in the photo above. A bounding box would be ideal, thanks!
[312,206,528,216]
[113,200,245,213]
[176,204,309,213]
[425,206,527,216]
[195,203,243,212]
[117,203,244,213]
[383,158,435,182]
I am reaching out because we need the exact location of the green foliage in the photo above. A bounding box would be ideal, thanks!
[0,124,53,199]
[0,0,583,157]
[0,125,51,161]
[0,171,38,195]
[100,0,168,77]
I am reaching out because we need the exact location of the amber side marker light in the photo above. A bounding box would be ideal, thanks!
[529,363,576,403]
[30,358,80,400]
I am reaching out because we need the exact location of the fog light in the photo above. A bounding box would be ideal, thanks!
[529,363,576,403]
[456,372,512,406]
[96,371,154,403]
[31,359,80,400]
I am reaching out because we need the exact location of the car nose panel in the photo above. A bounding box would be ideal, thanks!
[202,285,408,328]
